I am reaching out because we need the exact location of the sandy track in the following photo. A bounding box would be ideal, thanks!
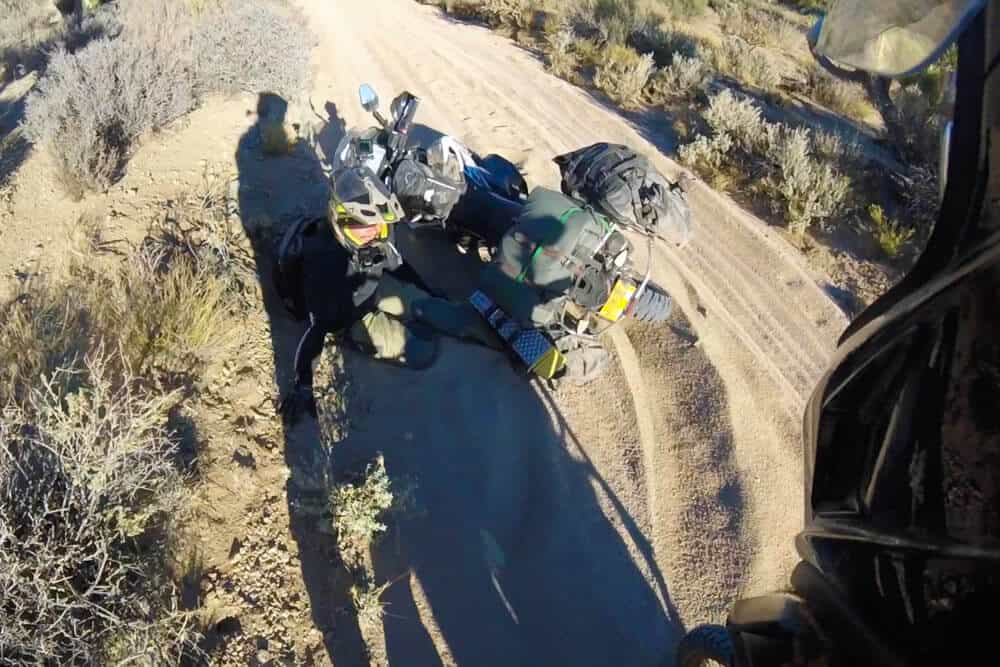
[283,0,845,663]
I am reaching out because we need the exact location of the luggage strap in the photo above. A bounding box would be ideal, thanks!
[515,206,581,283]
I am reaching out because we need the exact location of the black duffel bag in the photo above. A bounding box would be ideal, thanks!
[554,143,692,246]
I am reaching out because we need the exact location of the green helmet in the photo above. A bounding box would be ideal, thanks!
[329,166,405,251]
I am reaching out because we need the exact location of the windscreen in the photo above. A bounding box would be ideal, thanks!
[816,0,985,76]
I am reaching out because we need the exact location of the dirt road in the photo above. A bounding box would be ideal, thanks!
[270,0,846,664]
[0,0,848,662]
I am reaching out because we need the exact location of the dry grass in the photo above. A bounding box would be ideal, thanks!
[0,176,255,662]
[807,67,869,120]
[709,38,780,91]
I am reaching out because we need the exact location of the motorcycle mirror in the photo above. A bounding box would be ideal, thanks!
[359,84,380,113]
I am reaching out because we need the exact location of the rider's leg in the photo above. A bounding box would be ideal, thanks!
[375,273,501,349]
[347,311,439,370]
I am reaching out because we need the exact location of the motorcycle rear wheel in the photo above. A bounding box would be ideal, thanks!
[675,625,735,667]
[630,283,673,323]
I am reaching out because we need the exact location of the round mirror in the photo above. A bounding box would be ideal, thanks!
[359,84,380,113]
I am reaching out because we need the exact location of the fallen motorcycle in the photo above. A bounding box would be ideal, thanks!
[334,83,527,249]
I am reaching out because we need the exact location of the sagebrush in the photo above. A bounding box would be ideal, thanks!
[0,177,252,661]
[647,53,710,101]
[329,455,395,569]
[0,355,194,663]
[682,90,850,233]
[595,44,655,107]
[710,38,780,91]
[766,127,850,235]
[23,0,311,195]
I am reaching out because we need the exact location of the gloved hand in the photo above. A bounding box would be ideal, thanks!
[278,382,317,423]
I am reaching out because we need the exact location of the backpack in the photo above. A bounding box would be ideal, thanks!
[554,143,693,246]
[481,188,621,327]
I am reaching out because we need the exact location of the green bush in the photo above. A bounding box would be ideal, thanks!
[329,456,395,569]
[868,204,915,258]
[595,43,656,107]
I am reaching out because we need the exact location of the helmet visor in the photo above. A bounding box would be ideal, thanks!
[814,0,985,77]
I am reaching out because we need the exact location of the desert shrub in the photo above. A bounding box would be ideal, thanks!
[660,0,708,16]
[868,204,914,258]
[678,131,734,186]
[0,0,119,83]
[23,0,198,195]
[682,90,851,232]
[717,2,759,43]
[595,44,655,107]
[629,22,699,65]
[574,36,603,67]
[350,579,392,633]
[192,0,312,99]
[701,88,767,152]
[812,128,863,166]
[891,83,942,164]
[0,355,195,663]
[788,0,828,10]
[808,67,868,119]
[566,0,652,45]
[23,0,311,195]
[765,126,850,234]
[717,3,795,46]
[647,53,710,101]
[546,25,577,78]
[329,456,395,569]
[711,38,781,91]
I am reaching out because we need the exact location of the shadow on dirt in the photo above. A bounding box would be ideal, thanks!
[0,90,30,190]
[235,93,685,666]
[234,92,370,664]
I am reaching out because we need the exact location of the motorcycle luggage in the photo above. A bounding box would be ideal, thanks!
[554,142,692,246]
[392,157,466,222]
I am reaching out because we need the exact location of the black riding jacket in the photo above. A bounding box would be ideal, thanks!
[290,219,424,388]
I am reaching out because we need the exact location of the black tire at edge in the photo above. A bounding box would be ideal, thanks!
[675,624,735,667]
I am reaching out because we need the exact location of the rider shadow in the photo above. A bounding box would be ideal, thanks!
[234,92,371,664]
[326,337,686,666]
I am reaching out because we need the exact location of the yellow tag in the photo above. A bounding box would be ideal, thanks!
[530,346,566,379]
[598,279,637,322]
